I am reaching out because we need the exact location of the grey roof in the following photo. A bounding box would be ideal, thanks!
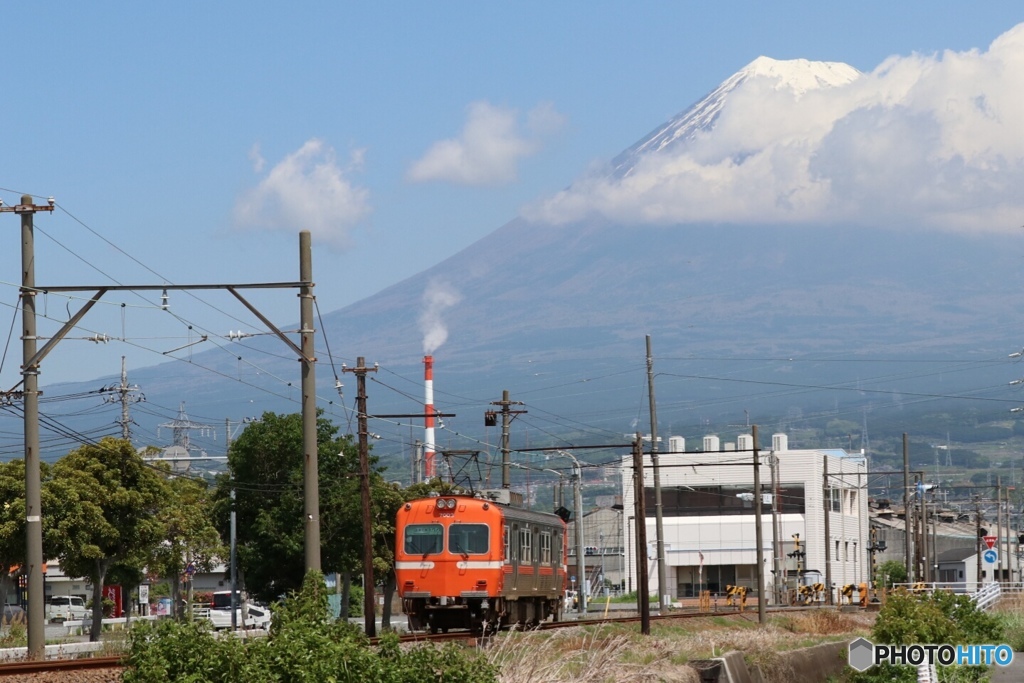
[936,547,976,563]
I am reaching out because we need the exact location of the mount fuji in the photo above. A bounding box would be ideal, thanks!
[23,52,1024,463]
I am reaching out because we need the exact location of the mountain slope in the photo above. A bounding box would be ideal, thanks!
[19,55,1024,466]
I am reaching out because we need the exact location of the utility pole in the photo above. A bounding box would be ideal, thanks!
[632,433,650,635]
[298,232,320,574]
[105,356,143,440]
[997,477,1004,582]
[487,391,525,489]
[823,455,833,605]
[903,434,912,582]
[975,496,983,589]
[0,206,316,653]
[752,425,766,625]
[343,357,377,637]
[769,450,782,605]
[230,488,237,630]
[573,463,586,615]
[2,194,53,658]
[645,335,668,612]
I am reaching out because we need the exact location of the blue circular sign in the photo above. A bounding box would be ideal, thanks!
[983,549,998,564]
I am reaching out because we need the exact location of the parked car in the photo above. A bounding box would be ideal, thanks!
[204,590,271,630]
[45,595,90,622]
[2,604,26,624]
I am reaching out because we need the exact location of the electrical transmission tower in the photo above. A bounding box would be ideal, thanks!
[154,402,215,472]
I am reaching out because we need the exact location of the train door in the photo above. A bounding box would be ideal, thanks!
[508,523,518,592]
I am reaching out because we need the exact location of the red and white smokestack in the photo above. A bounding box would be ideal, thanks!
[424,355,435,479]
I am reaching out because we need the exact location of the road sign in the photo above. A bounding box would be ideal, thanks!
[983,535,997,550]
[983,549,998,564]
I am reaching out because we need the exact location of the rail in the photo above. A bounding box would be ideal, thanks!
[972,582,1002,612]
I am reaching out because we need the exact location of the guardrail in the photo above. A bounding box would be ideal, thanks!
[972,582,1002,612]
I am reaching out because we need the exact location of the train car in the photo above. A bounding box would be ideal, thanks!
[395,491,568,633]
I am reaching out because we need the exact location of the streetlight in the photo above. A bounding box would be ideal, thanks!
[507,462,565,511]
[551,450,587,615]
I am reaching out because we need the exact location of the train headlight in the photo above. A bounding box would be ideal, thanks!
[445,498,456,509]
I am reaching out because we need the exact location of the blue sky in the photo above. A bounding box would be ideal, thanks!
[1,2,1022,387]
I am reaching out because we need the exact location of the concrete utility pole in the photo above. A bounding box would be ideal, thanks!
[2,194,53,658]
[489,391,525,489]
[997,477,1004,581]
[0,202,317,655]
[645,335,667,611]
[752,425,766,625]
[903,434,912,582]
[105,356,143,440]
[769,450,782,605]
[298,232,320,574]
[823,455,833,605]
[343,357,378,637]
[975,496,983,588]
[573,462,586,614]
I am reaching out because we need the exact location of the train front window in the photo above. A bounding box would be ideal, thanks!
[404,524,443,555]
[449,524,489,555]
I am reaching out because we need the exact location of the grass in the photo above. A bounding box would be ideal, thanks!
[484,610,875,683]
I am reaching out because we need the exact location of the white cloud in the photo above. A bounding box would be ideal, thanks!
[233,139,371,250]
[408,101,565,186]
[528,23,1024,233]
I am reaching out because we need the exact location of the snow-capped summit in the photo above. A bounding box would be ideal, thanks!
[612,56,861,176]
[739,56,861,94]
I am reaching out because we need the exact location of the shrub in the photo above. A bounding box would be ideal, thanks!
[122,570,498,683]
[851,590,1003,683]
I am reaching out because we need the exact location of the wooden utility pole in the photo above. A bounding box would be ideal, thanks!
[645,335,667,612]
[752,425,766,625]
[343,357,377,637]
[632,433,650,635]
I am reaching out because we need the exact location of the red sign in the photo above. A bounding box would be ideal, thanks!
[983,535,997,550]
[103,584,123,617]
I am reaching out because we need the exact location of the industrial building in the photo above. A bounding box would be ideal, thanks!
[621,433,869,603]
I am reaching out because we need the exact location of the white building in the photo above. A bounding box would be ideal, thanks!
[621,433,869,603]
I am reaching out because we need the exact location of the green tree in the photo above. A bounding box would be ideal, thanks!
[213,411,392,605]
[149,474,225,619]
[0,459,28,612]
[876,559,907,589]
[44,437,170,641]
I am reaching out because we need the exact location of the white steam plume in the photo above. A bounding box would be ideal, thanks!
[419,280,462,354]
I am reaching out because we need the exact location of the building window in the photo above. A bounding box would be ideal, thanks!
[648,484,805,516]
[827,488,841,513]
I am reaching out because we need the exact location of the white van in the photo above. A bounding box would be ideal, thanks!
[46,595,89,622]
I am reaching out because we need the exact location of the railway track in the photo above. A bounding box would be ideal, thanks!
[0,654,123,678]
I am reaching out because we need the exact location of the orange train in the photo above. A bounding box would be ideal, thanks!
[395,493,568,633]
